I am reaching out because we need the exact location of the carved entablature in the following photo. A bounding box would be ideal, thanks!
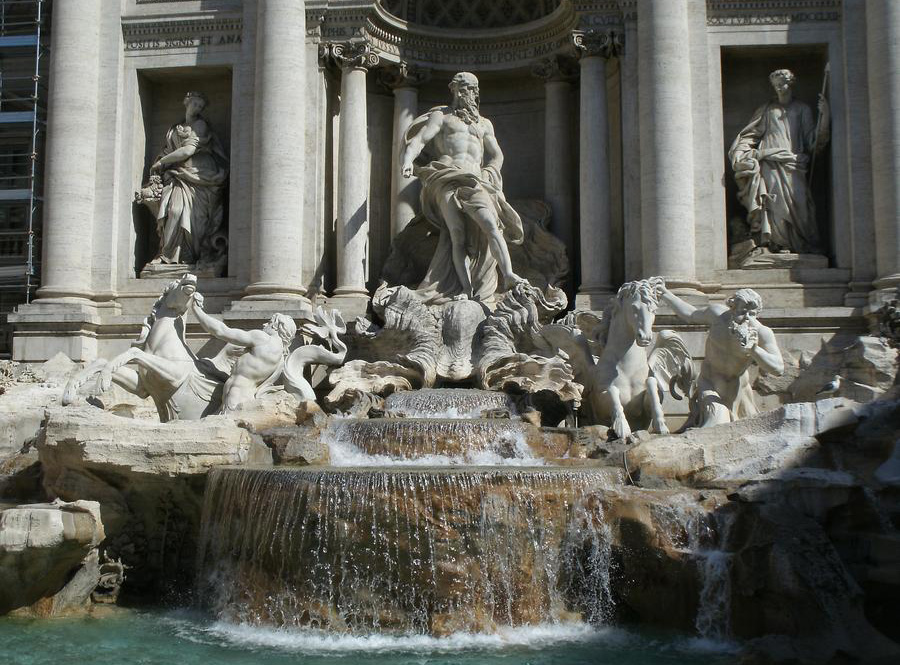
[573,1,629,29]
[122,15,242,54]
[304,0,840,69]
[706,0,840,26]
[307,1,583,70]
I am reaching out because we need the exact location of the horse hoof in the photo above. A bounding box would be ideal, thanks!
[612,418,632,441]
[651,420,670,436]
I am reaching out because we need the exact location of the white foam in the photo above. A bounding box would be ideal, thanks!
[323,423,545,467]
[198,621,621,654]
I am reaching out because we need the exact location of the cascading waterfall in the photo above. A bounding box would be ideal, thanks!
[694,551,732,641]
[648,498,734,642]
[322,387,549,466]
[323,418,542,466]
[688,512,735,642]
[383,389,518,419]
[196,466,619,635]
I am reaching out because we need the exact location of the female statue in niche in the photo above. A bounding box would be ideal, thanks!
[136,91,229,276]
[729,68,829,259]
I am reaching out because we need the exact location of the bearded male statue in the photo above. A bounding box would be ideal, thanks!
[400,72,527,304]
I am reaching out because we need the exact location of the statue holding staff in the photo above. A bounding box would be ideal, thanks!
[729,68,830,256]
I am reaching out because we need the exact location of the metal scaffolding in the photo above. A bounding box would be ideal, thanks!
[0,0,47,354]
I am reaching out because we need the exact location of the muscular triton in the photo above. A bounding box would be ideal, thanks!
[189,293,297,411]
[401,71,526,302]
[660,286,784,427]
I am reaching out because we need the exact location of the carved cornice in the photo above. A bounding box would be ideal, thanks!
[706,0,840,26]
[362,0,579,70]
[572,29,622,59]
[302,0,841,68]
[121,14,242,53]
[377,61,431,89]
[531,55,578,82]
[321,39,381,71]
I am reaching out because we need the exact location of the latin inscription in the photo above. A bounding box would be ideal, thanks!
[125,32,241,52]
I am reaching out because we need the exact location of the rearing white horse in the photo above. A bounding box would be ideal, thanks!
[542,277,695,440]
[590,277,696,439]
[63,274,227,420]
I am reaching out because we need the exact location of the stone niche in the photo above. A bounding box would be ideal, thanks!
[359,70,556,292]
[720,45,831,265]
[133,67,233,278]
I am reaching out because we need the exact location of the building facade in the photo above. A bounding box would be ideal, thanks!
[7,0,897,399]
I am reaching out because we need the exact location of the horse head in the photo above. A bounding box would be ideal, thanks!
[159,273,198,316]
[606,276,664,348]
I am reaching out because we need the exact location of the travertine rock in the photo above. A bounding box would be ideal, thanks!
[263,427,330,466]
[626,398,858,484]
[0,499,104,616]
[229,392,308,433]
[38,406,270,593]
[40,406,269,478]
[786,334,897,403]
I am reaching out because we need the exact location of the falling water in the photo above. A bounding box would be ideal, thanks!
[383,389,518,419]
[689,512,734,642]
[323,419,544,466]
[648,498,734,642]
[694,550,732,641]
[196,466,620,635]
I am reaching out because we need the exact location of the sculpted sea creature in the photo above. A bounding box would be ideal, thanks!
[542,277,695,439]
[62,274,226,421]
[282,306,348,401]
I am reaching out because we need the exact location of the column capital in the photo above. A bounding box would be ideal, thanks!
[531,55,578,83]
[377,61,431,90]
[320,39,381,71]
[572,29,623,60]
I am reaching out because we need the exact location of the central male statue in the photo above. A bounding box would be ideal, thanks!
[401,72,526,304]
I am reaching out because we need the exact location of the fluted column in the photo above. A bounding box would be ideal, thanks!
[574,30,620,306]
[867,0,900,296]
[327,41,379,302]
[381,63,429,238]
[532,56,576,280]
[637,0,697,289]
[245,0,307,300]
[36,0,102,300]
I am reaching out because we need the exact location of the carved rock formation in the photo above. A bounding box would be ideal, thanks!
[0,499,104,616]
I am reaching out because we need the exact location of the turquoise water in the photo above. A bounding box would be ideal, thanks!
[0,609,738,665]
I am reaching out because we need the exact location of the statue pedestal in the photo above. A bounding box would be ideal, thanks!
[729,244,829,270]
[140,262,220,280]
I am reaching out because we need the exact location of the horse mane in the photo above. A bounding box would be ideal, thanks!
[132,277,187,349]
[595,277,663,346]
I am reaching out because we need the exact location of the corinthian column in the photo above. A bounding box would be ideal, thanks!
[326,41,379,308]
[36,0,102,301]
[380,63,430,238]
[532,56,576,280]
[245,0,307,300]
[867,0,900,297]
[573,30,620,307]
[637,0,698,289]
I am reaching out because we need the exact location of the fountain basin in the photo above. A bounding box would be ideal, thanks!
[323,418,576,465]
